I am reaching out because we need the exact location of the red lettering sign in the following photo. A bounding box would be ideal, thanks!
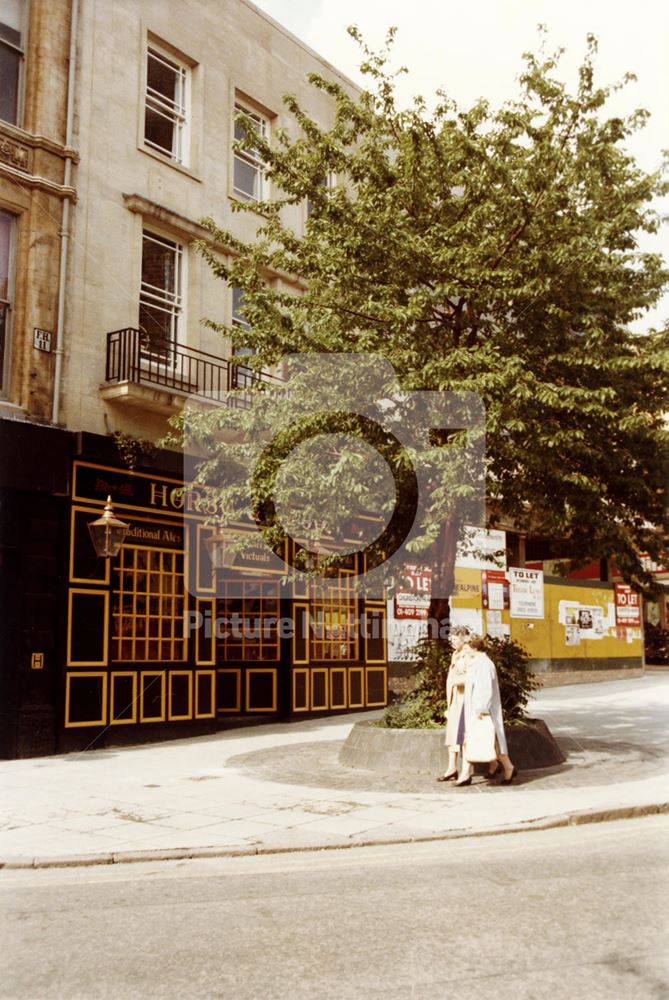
[394,565,432,620]
[614,584,641,626]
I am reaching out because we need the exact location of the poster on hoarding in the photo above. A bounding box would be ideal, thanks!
[559,600,616,643]
[481,569,509,610]
[393,565,432,620]
[614,584,641,626]
[509,568,544,619]
[577,605,605,639]
[386,611,429,661]
[485,609,510,639]
[455,527,507,570]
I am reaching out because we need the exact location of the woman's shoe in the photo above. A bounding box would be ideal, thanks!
[501,766,518,785]
[484,763,501,780]
[455,776,472,787]
[436,772,458,782]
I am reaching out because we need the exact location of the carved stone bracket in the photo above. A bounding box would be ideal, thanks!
[0,136,32,172]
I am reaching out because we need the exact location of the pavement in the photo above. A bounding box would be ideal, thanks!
[1,674,668,869]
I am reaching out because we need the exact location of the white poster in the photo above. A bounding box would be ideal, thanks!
[386,603,429,661]
[485,610,509,639]
[565,625,580,646]
[450,606,484,636]
[558,600,616,636]
[487,580,505,610]
[386,600,484,661]
[577,605,605,640]
[509,568,545,619]
[455,527,507,570]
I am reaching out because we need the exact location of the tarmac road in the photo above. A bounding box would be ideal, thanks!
[1,815,668,1000]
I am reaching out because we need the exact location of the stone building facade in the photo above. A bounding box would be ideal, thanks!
[64,0,352,440]
[2,0,353,436]
[0,0,75,422]
[0,0,392,759]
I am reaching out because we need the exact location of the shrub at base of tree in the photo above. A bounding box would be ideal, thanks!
[644,622,669,664]
[378,635,539,730]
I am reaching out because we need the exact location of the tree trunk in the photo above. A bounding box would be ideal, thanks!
[427,515,460,648]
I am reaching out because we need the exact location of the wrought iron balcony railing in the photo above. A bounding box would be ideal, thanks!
[104,328,282,403]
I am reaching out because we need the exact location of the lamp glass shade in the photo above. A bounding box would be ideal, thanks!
[204,530,235,569]
[88,497,130,558]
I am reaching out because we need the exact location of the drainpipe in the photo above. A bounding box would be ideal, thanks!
[51,0,79,425]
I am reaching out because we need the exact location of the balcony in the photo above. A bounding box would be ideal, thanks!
[100,328,281,413]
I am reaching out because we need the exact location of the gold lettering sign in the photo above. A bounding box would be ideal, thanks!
[149,483,169,508]
[73,462,225,519]
[149,482,212,514]
[124,523,183,547]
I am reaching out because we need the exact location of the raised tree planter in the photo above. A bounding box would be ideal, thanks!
[339,718,564,774]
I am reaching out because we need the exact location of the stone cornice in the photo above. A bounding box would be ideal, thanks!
[122,192,230,249]
[122,192,306,291]
[0,120,79,163]
[0,160,77,201]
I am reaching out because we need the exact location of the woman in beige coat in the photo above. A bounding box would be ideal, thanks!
[456,634,517,787]
[436,626,472,782]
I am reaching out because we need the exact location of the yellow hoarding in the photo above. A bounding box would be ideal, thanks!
[451,569,642,662]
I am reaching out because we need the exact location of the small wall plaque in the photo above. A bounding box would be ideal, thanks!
[31,652,44,670]
[33,328,52,352]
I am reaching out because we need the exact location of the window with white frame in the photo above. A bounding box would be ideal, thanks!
[231,286,251,335]
[139,231,183,356]
[231,286,256,388]
[233,102,268,202]
[0,209,15,395]
[306,172,335,218]
[0,0,26,125]
[144,45,190,164]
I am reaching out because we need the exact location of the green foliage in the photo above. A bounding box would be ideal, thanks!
[485,636,542,721]
[111,431,155,471]
[182,27,669,593]
[378,635,539,729]
[380,693,445,730]
[644,622,669,664]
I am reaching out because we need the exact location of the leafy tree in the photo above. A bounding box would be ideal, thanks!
[644,621,669,664]
[179,27,669,631]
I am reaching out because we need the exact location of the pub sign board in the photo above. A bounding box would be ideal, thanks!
[73,461,218,518]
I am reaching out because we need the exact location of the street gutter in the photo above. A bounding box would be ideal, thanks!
[2,800,667,870]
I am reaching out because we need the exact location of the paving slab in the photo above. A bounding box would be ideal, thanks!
[0,676,668,868]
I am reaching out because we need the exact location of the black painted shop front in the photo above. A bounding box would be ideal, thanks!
[0,425,387,758]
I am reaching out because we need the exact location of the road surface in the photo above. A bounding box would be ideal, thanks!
[1,815,668,999]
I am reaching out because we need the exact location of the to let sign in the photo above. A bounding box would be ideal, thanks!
[509,568,545,619]
[394,565,432,620]
[614,584,641,626]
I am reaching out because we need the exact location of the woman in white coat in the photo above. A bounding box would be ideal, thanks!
[436,627,473,782]
[456,634,517,787]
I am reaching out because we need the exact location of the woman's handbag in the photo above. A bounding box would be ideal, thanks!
[464,714,497,763]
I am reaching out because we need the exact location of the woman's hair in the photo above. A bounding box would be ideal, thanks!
[450,625,485,649]
[450,625,471,640]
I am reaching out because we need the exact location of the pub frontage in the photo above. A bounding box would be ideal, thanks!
[0,423,388,758]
